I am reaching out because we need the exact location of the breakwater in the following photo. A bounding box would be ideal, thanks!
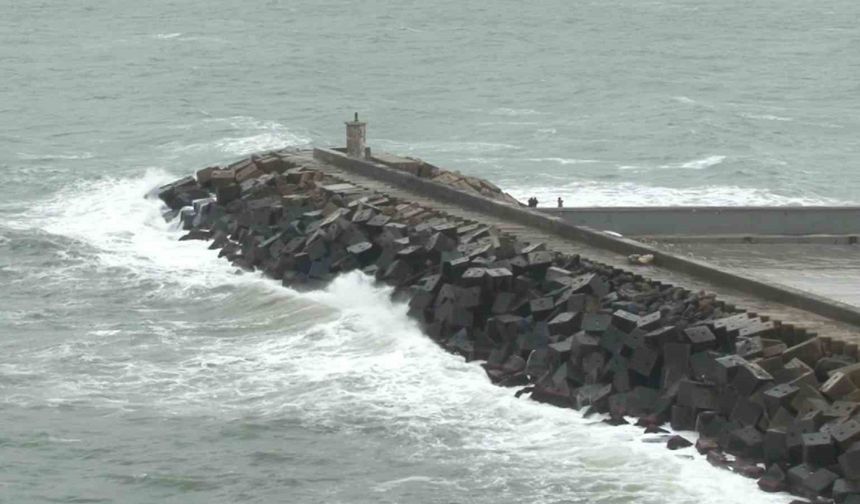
[155,148,860,503]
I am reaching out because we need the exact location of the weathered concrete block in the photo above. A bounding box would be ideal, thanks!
[581,313,612,334]
[824,401,860,421]
[736,336,765,360]
[629,346,660,378]
[834,478,860,503]
[727,425,764,459]
[733,361,774,396]
[757,463,787,493]
[696,411,727,438]
[731,399,764,427]
[547,311,580,337]
[802,432,836,467]
[801,467,839,497]
[714,354,748,385]
[832,419,860,450]
[663,343,691,373]
[783,337,824,368]
[684,325,717,352]
[764,429,788,464]
[531,363,573,408]
[529,297,554,320]
[575,383,612,410]
[612,310,640,333]
[763,383,801,416]
[822,371,858,401]
[671,405,696,431]
[678,379,719,411]
[637,311,662,331]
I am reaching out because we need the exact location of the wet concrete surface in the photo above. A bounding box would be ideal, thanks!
[651,241,860,308]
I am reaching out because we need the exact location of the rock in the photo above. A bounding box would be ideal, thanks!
[667,435,693,450]
[758,464,788,493]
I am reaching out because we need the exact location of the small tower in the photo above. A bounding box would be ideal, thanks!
[345,112,367,158]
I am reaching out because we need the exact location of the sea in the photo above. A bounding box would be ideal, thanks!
[2,0,858,502]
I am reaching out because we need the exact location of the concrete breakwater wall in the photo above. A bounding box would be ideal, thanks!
[156,149,860,503]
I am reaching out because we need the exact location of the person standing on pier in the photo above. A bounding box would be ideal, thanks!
[557,197,563,208]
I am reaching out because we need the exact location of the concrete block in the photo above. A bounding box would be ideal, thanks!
[763,383,801,416]
[531,363,573,408]
[803,432,836,467]
[575,383,612,410]
[833,478,860,503]
[802,467,839,496]
[824,401,860,420]
[831,419,860,450]
[822,371,858,401]
[736,336,765,360]
[671,405,696,431]
[547,311,580,336]
[684,326,717,352]
[581,313,612,334]
[629,346,660,378]
[599,325,626,355]
[792,386,829,416]
[714,354,748,385]
[491,292,518,315]
[678,379,719,411]
[612,309,640,332]
[764,429,788,464]
[787,463,817,491]
[637,311,662,331]
[757,463,787,493]
[727,425,764,459]
[529,297,554,320]
[694,411,726,439]
[664,343,691,374]
[731,399,764,427]
[733,361,774,396]
[783,337,824,368]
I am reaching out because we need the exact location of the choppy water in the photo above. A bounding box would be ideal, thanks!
[3,0,858,502]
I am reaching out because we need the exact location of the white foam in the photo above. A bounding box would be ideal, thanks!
[17,152,94,161]
[740,113,794,122]
[679,155,727,170]
[153,32,182,39]
[373,139,521,155]
[489,107,543,116]
[168,116,311,156]
[526,157,601,165]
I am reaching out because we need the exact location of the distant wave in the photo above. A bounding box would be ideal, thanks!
[678,155,726,170]
[489,107,543,116]
[740,112,794,122]
[525,157,600,165]
[153,33,182,39]
[169,116,311,156]
[17,152,94,161]
[373,139,520,155]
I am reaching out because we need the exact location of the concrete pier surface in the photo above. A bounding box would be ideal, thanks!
[650,241,860,308]
[287,148,860,343]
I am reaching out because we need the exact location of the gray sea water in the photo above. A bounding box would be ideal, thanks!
[2,0,858,502]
